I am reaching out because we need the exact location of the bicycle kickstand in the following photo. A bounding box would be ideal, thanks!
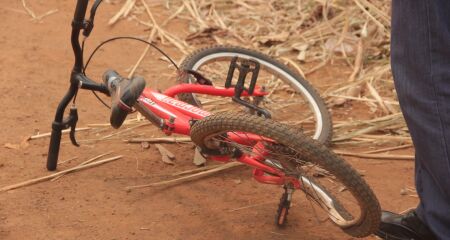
[276,183,295,227]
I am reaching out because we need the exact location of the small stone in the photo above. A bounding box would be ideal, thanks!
[400,188,408,195]
[141,141,150,149]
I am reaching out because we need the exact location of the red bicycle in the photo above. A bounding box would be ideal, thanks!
[46,0,380,238]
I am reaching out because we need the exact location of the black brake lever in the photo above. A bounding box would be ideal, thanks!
[83,0,103,37]
[68,106,80,147]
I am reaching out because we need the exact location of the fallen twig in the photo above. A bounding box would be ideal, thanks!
[100,123,150,140]
[171,164,221,176]
[1,7,27,15]
[367,81,390,114]
[358,134,412,143]
[347,39,364,82]
[21,0,36,19]
[334,150,414,160]
[108,0,136,25]
[35,9,59,21]
[127,137,192,143]
[30,127,91,140]
[228,201,278,212]
[58,156,79,165]
[21,0,58,21]
[362,144,413,154]
[333,119,400,142]
[0,155,123,192]
[51,152,114,181]
[126,162,242,190]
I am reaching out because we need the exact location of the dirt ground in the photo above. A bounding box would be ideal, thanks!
[0,1,418,240]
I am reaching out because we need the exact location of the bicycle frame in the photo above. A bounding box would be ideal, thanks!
[44,2,383,234]
[137,84,301,188]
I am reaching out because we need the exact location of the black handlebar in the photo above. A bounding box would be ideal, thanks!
[72,0,89,72]
[46,0,107,171]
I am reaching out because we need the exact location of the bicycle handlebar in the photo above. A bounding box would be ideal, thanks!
[47,0,143,171]
[71,0,89,72]
[47,0,106,171]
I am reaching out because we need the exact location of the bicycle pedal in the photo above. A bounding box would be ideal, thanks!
[225,57,260,96]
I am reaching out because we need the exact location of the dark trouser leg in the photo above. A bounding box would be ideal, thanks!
[391,0,450,238]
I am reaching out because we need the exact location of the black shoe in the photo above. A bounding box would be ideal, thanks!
[375,210,437,240]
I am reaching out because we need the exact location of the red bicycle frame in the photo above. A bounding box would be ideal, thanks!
[136,83,301,189]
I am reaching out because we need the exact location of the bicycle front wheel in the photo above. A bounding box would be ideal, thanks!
[190,112,380,238]
[179,45,332,145]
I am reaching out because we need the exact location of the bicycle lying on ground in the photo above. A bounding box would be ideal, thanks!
[46,0,381,237]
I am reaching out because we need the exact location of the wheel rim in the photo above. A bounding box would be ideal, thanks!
[187,52,325,141]
[299,176,359,227]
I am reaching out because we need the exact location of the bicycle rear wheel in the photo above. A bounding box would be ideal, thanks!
[179,45,332,145]
[190,112,380,238]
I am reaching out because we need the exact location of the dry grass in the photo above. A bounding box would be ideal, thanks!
[93,1,408,158]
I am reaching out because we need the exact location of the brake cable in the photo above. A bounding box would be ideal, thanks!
[77,0,180,110]
[82,36,180,109]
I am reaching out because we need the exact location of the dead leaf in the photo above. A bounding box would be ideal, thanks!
[155,144,175,165]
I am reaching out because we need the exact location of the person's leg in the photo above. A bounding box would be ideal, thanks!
[384,0,450,238]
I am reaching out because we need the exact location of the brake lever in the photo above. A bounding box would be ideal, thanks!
[68,106,80,147]
[83,0,103,37]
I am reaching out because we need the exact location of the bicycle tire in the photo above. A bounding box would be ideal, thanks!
[190,112,380,238]
[178,45,332,145]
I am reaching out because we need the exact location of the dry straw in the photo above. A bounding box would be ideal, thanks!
[64,0,406,169]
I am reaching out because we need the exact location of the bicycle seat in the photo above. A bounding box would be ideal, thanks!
[102,70,146,129]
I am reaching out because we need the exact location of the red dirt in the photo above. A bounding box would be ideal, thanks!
[0,1,417,239]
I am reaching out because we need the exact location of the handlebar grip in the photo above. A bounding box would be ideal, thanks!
[102,69,146,129]
[47,123,62,171]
